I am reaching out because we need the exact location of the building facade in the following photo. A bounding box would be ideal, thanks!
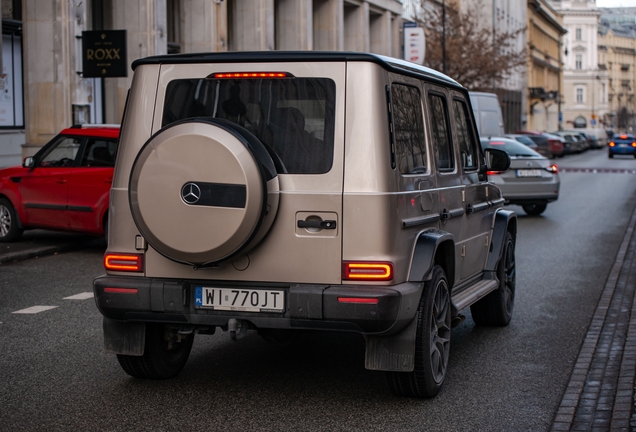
[0,0,403,167]
[599,8,636,132]
[550,0,607,133]
[526,0,566,132]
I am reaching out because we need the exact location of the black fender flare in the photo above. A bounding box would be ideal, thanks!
[408,228,455,287]
[486,209,517,272]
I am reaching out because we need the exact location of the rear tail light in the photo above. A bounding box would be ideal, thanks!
[545,164,558,174]
[487,171,503,175]
[342,262,393,281]
[609,142,616,147]
[104,253,143,272]
[631,142,636,147]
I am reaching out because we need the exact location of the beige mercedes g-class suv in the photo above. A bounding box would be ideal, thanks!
[93,51,516,398]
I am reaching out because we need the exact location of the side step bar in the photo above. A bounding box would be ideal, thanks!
[452,279,499,312]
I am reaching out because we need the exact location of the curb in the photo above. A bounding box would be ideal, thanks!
[551,209,636,430]
[0,238,104,265]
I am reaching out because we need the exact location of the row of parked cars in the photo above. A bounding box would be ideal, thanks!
[505,129,605,159]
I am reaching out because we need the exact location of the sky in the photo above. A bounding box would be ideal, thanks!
[596,0,636,6]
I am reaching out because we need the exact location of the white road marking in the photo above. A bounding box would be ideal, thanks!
[13,305,58,314]
[63,292,94,300]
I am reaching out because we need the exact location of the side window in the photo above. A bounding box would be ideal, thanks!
[38,136,83,167]
[81,139,118,167]
[428,93,454,171]
[452,99,479,170]
[391,83,427,174]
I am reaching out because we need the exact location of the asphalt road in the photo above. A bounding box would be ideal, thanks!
[1,148,635,431]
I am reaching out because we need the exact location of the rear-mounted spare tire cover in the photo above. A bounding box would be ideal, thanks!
[129,119,279,266]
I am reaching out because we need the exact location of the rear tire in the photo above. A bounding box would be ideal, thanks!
[385,266,451,398]
[471,231,516,326]
[522,203,547,216]
[0,198,23,242]
[116,324,194,379]
[609,153,614,159]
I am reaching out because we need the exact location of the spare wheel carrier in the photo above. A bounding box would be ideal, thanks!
[129,118,280,267]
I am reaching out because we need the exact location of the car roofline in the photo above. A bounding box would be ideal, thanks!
[131,51,463,90]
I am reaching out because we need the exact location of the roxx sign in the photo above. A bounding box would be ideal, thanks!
[82,30,127,78]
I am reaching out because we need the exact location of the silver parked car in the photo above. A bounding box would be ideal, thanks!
[481,137,560,216]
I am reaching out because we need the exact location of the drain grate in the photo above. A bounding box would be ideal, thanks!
[560,167,636,174]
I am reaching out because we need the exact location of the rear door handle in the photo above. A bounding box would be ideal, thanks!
[297,220,337,229]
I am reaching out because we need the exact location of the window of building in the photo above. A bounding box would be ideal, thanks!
[575,54,583,70]
[576,87,584,104]
[391,84,427,175]
[575,28,582,41]
[0,29,24,128]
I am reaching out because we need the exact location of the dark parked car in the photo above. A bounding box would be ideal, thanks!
[608,134,636,158]
[515,131,564,158]
[505,134,540,152]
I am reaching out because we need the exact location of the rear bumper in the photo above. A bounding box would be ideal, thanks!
[93,275,423,336]
[609,146,636,155]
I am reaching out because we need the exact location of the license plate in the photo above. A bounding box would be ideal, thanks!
[194,287,285,312]
[516,169,543,177]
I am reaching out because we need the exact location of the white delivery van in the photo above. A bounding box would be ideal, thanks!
[469,92,505,138]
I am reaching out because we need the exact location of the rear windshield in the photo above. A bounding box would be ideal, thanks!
[481,138,541,157]
[162,77,336,174]
[510,135,535,146]
[612,135,635,142]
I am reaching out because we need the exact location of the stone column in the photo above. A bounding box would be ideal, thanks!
[312,0,343,51]
[180,0,227,53]
[343,1,368,52]
[229,0,274,51]
[275,0,312,50]
[105,0,167,124]
[22,0,74,156]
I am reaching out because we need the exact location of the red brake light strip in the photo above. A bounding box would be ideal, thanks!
[212,72,290,79]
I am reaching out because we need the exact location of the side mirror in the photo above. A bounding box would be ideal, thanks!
[23,157,34,169]
[484,147,511,172]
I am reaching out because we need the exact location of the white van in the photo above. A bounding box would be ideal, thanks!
[469,92,505,138]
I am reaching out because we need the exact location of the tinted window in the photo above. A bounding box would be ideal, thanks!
[81,139,118,167]
[391,84,427,174]
[428,93,454,170]
[511,135,535,146]
[452,99,478,169]
[162,77,336,174]
[481,138,541,157]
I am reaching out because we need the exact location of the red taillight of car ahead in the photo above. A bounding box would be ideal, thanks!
[342,262,393,281]
[631,142,636,148]
[545,164,558,174]
[609,142,616,147]
[548,139,564,152]
[487,171,504,175]
[104,253,143,272]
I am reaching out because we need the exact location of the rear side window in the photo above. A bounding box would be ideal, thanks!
[162,77,336,174]
[391,83,427,174]
[81,139,118,167]
[452,99,478,170]
[428,93,454,170]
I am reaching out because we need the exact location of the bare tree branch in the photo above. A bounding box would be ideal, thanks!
[416,0,526,91]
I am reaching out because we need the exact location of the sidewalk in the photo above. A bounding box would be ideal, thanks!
[0,230,105,265]
[551,209,636,431]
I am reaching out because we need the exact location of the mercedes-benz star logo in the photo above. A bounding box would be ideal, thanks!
[181,183,201,205]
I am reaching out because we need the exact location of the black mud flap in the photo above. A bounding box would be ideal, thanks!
[103,317,145,356]
[364,315,418,372]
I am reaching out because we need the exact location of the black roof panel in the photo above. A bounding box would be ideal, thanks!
[131,51,463,90]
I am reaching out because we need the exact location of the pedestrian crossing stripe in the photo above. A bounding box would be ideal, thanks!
[63,292,93,300]
[560,168,636,174]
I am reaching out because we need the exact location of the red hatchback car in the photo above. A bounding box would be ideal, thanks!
[0,124,120,242]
